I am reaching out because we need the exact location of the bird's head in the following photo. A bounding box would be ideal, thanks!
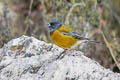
[48,21,61,33]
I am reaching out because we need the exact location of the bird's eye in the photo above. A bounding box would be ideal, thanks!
[48,23,51,27]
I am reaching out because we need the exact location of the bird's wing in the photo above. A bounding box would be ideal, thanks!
[60,32,88,40]
[61,32,100,43]
[58,24,72,33]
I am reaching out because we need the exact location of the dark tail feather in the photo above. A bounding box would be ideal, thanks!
[85,40,100,43]
[80,37,100,43]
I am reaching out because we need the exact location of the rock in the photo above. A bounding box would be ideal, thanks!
[0,35,120,80]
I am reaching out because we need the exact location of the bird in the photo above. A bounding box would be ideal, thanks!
[47,21,99,48]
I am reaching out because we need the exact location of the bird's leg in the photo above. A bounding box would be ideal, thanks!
[56,48,68,59]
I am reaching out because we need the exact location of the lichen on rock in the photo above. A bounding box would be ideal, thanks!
[0,35,120,80]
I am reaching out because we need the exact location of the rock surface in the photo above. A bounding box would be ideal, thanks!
[0,35,120,80]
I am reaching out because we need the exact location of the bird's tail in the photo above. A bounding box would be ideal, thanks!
[80,37,100,43]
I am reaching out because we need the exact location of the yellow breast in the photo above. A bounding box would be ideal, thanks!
[50,30,78,48]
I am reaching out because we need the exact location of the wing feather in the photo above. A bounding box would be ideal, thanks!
[60,32,100,43]
[60,32,88,40]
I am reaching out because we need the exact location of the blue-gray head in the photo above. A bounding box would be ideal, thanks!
[48,21,61,33]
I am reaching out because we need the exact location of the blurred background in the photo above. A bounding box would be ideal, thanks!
[0,0,120,72]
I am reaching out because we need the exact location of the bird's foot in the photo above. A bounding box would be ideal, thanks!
[56,49,68,60]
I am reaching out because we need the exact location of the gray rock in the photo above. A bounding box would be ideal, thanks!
[0,35,120,80]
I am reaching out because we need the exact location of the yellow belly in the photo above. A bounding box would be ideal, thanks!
[50,30,78,48]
